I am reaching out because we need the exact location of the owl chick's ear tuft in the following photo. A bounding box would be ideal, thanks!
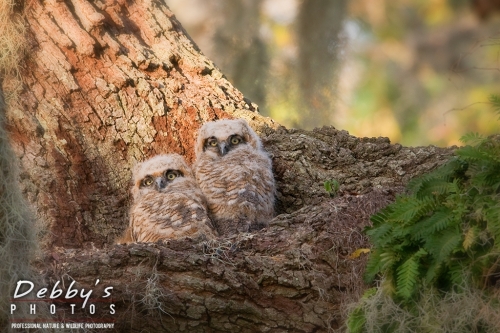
[240,120,262,151]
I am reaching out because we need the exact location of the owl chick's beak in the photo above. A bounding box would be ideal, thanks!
[219,142,229,156]
[155,177,167,190]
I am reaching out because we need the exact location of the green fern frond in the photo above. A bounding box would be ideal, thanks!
[435,158,468,181]
[449,262,466,287]
[460,132,486,146]
[407,176,427,194]
[363,121,500,308]
[380,251,398,270]
[370,208,391,226]
[485,206,500,246]
[444,232,464,261]
[457,145,500,164]
[429,229,463,264]
[364,249,383,283]
[448,178,462,195]
[470,168,500,191]
[365,223,393,247]
[346,307,366,333]
[396,254,421,300]
[407,158,466,194]
[411,209,456,240]
[416,178,458,198]
[381,272,397,296]
[489,94,500,118]
[425,260,442,285]
[390,196,437,225]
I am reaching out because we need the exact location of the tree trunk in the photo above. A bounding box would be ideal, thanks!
[209,0,268,110]
[7,0,276,249]
[2,0,454,331]
[296,0,348,129]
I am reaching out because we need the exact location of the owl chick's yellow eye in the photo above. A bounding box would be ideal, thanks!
[210,140,218,146]
[231,137,240,145]
[143,177,153,186]
[167,173,176,180]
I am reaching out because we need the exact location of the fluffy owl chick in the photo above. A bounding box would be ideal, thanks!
[194,119,275,236]
[127,154,217,243]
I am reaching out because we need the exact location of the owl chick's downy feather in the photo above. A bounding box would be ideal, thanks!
[194,119,275,236]
[122,154,217,243]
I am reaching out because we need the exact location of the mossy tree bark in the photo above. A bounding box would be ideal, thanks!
[4,0,454,331]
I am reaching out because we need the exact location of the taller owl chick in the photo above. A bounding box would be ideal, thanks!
[127,154,217,243]
[194,119,275,236]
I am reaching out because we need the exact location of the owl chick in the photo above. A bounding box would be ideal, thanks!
[194,119,275,236]
[126,154,217,243]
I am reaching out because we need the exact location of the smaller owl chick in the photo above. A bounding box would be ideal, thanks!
[194,119,275,236]
[125,154,217,243]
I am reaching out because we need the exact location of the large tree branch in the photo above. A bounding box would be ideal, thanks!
[31,126,453,332]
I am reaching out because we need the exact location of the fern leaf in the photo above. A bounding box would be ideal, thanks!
[439,231,463,262]
[407,176,426,194]
[425,260,442,285]
[448,178,461,195]
[489,94,500,118]
[457,145,500,164]
[463,226,479,250]
[364,250,383,283]
[346,307,366,333]
[416,178,457,198]
[380,251,398,270]
[427,229,463,264]
[365,223,393,246]
[410,209,455,240]
[396,255,420,300]
[435,158,468,181]
[472,171,500,192]
[370,208,391,226]
[485,206,500,245]
[414,247,428,259]
[361,287,377,300]
[390,196,437,225]
[460,132,486,146]
[381,273,397,296]
[449,262,466,287]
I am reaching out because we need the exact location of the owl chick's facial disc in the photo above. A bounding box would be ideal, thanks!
[131,154,192,200]
[195,118,262,159]
[127,153,217,243]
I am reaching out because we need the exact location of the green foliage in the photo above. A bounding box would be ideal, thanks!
[324,179,340,197]
[347,100,500,333]
[363,126,500,304]
[489,94,500,119]
[347,97,500,333]
[347,134,500,330]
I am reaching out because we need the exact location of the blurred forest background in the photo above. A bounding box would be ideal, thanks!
[166,0,500,147]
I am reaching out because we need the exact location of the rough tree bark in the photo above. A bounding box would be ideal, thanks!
[8,0,275,249]
[3,0,454,331]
